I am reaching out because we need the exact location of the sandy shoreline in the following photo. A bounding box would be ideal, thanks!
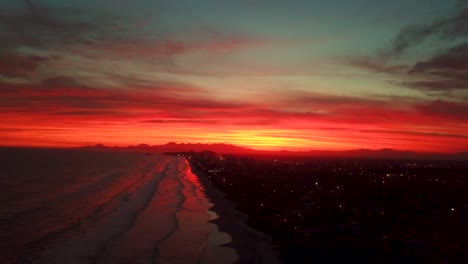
[1,148,277,263]
[188,160,281,264]
[8,154,241,264]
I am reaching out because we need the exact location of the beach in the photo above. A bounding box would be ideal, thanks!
[189,160,281,263]
[0,148,241,263]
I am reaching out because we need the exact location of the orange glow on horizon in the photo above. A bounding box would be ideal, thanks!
[1,118,466,153]
[1,84,467,154]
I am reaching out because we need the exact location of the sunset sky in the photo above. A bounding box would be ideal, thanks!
[1,0,467,152]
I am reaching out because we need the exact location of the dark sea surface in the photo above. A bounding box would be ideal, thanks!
[0,148,237,264]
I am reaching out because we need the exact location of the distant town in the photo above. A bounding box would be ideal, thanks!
[173,150,468,263]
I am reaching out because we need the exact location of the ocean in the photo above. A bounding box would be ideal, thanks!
[0,148,238,263]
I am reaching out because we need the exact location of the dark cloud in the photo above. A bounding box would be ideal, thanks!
[278,91,468,124]
[458,0,468,7]
[41,76,88,88]
[401,43,468,91]
[52,109,131,117]
[390,25,436,56]
[346,57,408,74]
[360,129,468,140]
[399,79,467,92]
[142,119,219,124]
[417,99,468,121]
[0,1,270,86]
[278,91,391,108]
[389,8,468,55]
[0,53,48,77]
[231,120,278,126]
[348,8,468,93]
[410,43,468,73]
[0,0,120,79]
[0,0,105,49]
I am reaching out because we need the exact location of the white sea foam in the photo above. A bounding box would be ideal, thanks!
[0,149,238,264]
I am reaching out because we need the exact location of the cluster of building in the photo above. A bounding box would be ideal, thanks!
[177,151,468,263]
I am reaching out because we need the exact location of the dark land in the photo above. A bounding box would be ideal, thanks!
[81,142,468,161]
[173,151,468,263]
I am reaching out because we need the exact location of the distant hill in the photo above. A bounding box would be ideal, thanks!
[80,142,253,154]
[153,142,253,154]
[79,143,468,160]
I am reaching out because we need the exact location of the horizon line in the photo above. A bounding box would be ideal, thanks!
[1,142,467,155]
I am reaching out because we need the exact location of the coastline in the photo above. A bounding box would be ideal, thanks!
[188,159,281,263]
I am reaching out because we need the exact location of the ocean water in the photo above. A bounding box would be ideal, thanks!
[0,148,238,264]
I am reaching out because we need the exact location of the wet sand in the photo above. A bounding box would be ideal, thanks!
[93,156,240,264]
[189,161,281,264]
[1,149,239,264]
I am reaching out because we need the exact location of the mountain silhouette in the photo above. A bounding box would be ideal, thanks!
[80,143,468,160]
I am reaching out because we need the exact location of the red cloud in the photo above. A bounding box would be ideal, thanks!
[1,82,467,152]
